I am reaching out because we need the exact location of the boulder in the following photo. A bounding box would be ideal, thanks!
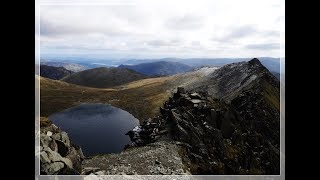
[46,131,53,137]
[40,151,50,164]
[42,162,65,175]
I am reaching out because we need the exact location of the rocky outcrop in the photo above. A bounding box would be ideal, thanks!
[126,85,280,174]
[40,118,85,175]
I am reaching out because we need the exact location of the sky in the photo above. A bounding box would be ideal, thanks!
[38,0,285,60]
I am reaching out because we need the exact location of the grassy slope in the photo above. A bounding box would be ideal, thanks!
[40,76,175,122]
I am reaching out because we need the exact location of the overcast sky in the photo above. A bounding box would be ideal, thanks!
[39,0,285,59]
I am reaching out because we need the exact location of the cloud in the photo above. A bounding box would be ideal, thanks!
[146,39,183,47]
[39,0,285,59]
[211,25,280,44]
[226,25,258,39]
[246,43,280,50]
[165,14,205,30]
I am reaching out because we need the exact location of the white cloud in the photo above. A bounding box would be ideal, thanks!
[40,0,285,59]
[165,14,205,30]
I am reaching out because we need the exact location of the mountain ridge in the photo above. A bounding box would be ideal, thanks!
[118,61,192,76]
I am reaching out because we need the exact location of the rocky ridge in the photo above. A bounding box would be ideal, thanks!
[125,85,280,174]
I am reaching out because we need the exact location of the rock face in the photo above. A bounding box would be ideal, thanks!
[126,83,279,174]
[182,58,280,103]
[40,118,85,175]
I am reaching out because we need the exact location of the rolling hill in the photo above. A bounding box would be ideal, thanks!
[40,65,74,80]
[118,61,192,76]
[61,67,148,88]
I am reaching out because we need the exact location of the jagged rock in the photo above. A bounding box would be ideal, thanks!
[177,87,186,94]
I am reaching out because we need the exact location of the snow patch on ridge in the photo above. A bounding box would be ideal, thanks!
[197,67,219,76]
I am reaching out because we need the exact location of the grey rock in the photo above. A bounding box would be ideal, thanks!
[40,151,51,164]
[60,132,70,146]
[189,92,202,99]
[45,162,65,175]
[40,134,51,148]
[94,170,107,175]
[46,131,53,137]
[51,133,61,141]
[82,167,101,175]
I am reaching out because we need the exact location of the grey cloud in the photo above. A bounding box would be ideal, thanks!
[263,30,280,37]
[227,25,257,39]
[165,14,204,30]
[40,17,133,38]
[212,25,280,42]
[246,43,280,50]
[146,39,182,47]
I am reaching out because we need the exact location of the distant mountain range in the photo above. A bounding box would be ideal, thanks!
[120,57,281,73]
[41,57,281,74]
[62,67,148,88]
[40,61,87,72]
[40,65,74,80]
[118,61,192,76]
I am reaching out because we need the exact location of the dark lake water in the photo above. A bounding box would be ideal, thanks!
[48,103,139,156]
